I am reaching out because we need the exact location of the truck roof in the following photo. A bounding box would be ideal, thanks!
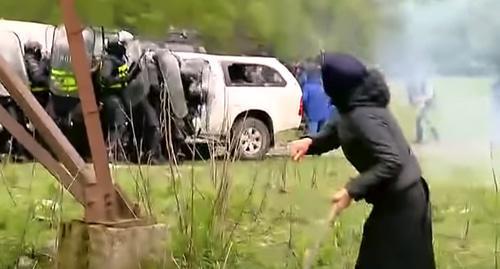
[174,52,282,65]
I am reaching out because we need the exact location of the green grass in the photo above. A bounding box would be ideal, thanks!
[0,76,498,268]
[0,157,497,268]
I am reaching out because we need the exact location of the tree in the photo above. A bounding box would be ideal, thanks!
[0,0,388,60]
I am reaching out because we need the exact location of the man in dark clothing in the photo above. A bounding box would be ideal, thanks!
[0,40,50,161]
[100,38,131,159]
[125,50,165,165]
[24,41,52,160]
[24,41,51,109]
[290,53,436,269]
[141,100,165,164]
[0,98,26,161]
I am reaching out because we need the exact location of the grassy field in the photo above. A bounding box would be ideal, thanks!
[0,76,499,268]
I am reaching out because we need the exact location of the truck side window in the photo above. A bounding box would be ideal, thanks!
[225,63,286,87]
[228,64,252,85]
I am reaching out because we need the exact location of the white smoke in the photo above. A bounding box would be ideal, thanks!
[372,0,500,165]
[376,0,500,78]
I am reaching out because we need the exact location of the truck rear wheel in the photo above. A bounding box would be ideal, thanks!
[232,117,271,160]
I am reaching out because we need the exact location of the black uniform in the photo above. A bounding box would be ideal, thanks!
[100,44,129,158]
[0,42,50,161]
[0,98,24,158]
[307,53,435,269]
[24,43,51,108]
[134,98,164,164]
[133,53,165,164]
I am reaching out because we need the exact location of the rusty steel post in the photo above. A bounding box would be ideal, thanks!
[60,0,135,221]
[0,0,136,224]
[0,56,95,190]
[0,55,114,221]
[0,47,135,222]
[0,105,85,205]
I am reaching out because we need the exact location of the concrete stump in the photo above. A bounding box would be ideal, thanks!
[56,220,171,269]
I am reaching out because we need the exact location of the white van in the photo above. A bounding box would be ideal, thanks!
[174,52,303,159]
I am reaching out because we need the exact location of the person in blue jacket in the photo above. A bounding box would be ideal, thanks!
[302,67,336,134]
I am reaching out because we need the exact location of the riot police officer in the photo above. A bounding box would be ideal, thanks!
[119,47,166,165]
[100,37,132,159]
[136,50,165,164]
[19,40,52,161]
[24,41,50,108]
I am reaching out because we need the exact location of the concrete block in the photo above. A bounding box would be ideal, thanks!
[56,220,171,269]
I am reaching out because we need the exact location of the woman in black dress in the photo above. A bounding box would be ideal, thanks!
[290,53,436,269]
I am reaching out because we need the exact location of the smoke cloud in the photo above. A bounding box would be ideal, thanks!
[369,0,500,169]
[375,0,500,78]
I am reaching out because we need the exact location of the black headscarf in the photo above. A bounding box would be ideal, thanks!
[321,53,390,113]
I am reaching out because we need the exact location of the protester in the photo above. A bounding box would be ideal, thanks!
[406,76,439,144]
[301,67,335,135]
[290,53,436,269]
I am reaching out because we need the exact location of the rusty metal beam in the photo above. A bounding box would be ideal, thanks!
[0,54,135,222]
[0,56,95,192]
[60,0,135,221]
[0,0,137,223]
[0,105,85,204]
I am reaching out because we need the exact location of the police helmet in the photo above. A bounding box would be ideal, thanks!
[105,36,126,56]
[24,40,42,56]
[118,30,134,44]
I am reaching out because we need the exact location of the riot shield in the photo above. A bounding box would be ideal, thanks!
[92,27,105,60]
[120,40,150,108]
[180,58,209,102]
[49,25,100,97]
[155,49,188,119]
[44,25,55,56]
[0,31,30,97]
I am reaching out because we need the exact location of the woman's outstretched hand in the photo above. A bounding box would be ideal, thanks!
[331,188,353,214]
[289,138,313,162]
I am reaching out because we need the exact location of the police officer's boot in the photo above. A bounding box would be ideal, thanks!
[143,126,166,165]
[107,125,126,163]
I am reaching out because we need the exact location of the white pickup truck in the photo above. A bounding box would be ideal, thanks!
[174,52,303,159]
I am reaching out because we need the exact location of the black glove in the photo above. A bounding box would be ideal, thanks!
[127,62,142,83]
[129,61,138,71]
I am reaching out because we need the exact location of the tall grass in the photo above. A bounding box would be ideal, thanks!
[0,76,498,268]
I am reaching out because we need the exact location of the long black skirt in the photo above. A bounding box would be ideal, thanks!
[355,178,436,269]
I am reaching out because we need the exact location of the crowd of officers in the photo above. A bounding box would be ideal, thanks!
[0,36,177,164]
